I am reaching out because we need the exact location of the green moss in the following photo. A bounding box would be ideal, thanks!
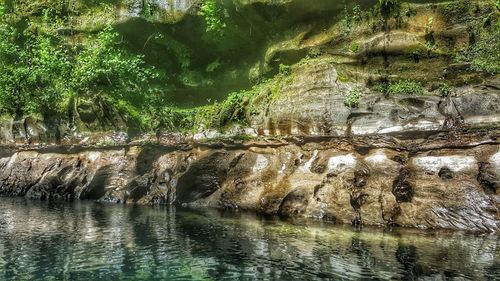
[439,0,473,22]
[232,134,256,141]
[338,74,350,83]
[307,47,323,58]
[279,64,292,76]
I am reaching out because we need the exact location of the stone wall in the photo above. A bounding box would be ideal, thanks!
[0,134,498,232]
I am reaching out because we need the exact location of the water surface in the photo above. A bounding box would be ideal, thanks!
[0,198,498,280]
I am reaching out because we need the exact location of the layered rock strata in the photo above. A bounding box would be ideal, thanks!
[0,131,498,232]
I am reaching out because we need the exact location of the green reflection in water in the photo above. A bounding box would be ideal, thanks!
[0,198,498,280]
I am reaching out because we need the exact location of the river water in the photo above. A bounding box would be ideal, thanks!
[0,198,498,280]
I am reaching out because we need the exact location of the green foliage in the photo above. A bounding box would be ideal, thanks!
[198,0,226,36]
[425,16,434,35]
[215,90,252,126]
[457,22,500,74]
[144,107,196,133]
[353,5,362,22]
[375,80,423,95]
[379,0,400,6]
[350,43,360,53]
[206,59,221,72]
[307,47,323,58]
[177,79,282,132]
[378,0,401,17]
[341,4,363,34]
[194,89,254,129]
[387,80,423,95]
[140,0,160,21]
[438,83,452,97]
[279,64,291,76]
[72,26,161,105]
[0,16,71,114]
[0,6,161,119]
[344,89,362,108]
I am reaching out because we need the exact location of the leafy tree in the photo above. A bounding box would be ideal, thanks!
[0,8,70,114]
[0,0,162,124]
[71,26,162,108]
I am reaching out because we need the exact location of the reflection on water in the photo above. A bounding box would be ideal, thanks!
[0,198,498,280]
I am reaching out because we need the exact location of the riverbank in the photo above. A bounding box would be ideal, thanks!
[0,127,498,232]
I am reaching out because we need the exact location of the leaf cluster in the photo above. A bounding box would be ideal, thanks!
[0,5,161,119]
[198,0,226,36]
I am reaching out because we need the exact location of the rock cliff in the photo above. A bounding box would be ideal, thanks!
[0,131,498,231]
[1,60,499,231]
[0,0,499,232]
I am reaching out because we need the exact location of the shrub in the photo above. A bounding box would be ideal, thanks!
[341,5,363,34]
[386,80,423,95]
[0,23,71,114]
[344,89,362,108]
[72,27,160,101]
[353,5,362,22]
[146,107,196,132]
[198,0,226,36]
[0,18,161,119]
[438,83,452,97]
[460,23,500,74]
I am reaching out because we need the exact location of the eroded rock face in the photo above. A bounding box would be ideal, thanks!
[250,61,500,138]
[0,137,498,232]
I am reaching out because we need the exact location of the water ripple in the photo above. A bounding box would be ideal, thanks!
[0,198,498,280]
